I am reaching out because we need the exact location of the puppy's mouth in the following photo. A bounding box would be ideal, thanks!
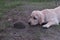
[28,21,47,27]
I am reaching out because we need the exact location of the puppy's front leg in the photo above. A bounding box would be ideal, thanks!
[42,21,59,28]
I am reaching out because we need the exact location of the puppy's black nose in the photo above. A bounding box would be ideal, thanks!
[28,22,31,25]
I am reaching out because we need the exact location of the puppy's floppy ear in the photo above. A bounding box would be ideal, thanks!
[39,9,50,24]
[38,11,45,25]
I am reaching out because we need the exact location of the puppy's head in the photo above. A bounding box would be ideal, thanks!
[28,10,44,25]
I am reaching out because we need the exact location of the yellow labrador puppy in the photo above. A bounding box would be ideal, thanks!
[28,6,60,28]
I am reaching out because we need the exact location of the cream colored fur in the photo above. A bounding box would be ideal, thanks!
[28,6,60,28]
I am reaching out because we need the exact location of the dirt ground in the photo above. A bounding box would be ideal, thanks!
[0,2,60,40]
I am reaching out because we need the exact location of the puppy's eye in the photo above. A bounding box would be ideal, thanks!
[33,17,37,20]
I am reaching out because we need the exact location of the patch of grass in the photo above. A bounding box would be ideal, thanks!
[2,1,22,9]
[23,0,55,2]
[0,0,22,18]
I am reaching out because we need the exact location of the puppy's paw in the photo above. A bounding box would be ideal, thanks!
[42,25,50,29]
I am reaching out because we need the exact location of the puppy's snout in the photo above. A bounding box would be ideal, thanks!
[28,22,31,25]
